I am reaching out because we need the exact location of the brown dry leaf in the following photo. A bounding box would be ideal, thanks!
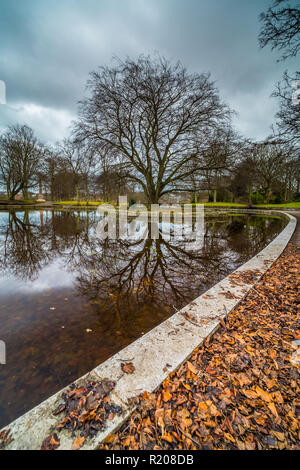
[236,373,252,387]
[41,433,60,451]
[186,361,198,375]
[104,434,116,444]
[255,386,272,403]
[243,390,258,399]
[121,362,135,374]
[268,349,277,359]
[123,436,135,447]
[161,433,173,443]
[268,402,279,417]
[271,431,285,442]
[224,432,235,443]
[209,403,221,417]
[272,391,284,404]
[72,436,85,450]
[236,440,246,450]
[253,412,268,426]
[198,401,209,414]
[162,389,172,402]
[177,408,191,427]
[183,383,191,391]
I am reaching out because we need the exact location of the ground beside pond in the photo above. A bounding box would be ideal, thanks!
[99,214,300,450]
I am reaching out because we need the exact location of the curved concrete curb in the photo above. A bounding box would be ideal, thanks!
[1,211,296,450]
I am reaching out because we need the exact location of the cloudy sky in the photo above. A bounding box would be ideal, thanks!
[0,0,298,143]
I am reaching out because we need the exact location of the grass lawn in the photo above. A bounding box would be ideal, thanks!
[256,202,300,208]
[184,202,247,207]
[54,201,106,206]
[190,202,300,209]
[1,199,299,209]
[203,202,246,207]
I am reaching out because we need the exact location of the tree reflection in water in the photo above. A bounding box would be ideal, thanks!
[0,209,285,428]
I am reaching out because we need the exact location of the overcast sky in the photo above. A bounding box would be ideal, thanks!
[0,0,298,143]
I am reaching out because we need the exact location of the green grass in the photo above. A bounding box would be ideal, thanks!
[3,199,298,209]
[188,202,300,209]
[256,202,300,208]
[185,202,246,207]
[203,202,246,207]
[54,201,107,206]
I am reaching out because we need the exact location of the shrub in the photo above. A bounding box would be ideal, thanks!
[250,192,264,205]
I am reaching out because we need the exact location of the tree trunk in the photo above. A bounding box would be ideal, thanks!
[213,189,217,203]
[85,178,89,205]
[76,184,80,205]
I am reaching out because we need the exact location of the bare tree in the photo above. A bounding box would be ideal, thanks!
[75,55,232,204]
[259,0,300,61]
[59,139,84,203]
[195,128,243,202]
[272,71,300,145]
[0,124,43,200]
[259,1,299,159]
[59,139,97,204]
[250,141,287,203]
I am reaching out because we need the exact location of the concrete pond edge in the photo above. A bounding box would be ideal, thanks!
[1,210,297,450]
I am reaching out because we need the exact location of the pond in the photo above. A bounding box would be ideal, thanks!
[0,209,286,427]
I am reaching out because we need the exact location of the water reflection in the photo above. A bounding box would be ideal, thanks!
[0,209,285,427]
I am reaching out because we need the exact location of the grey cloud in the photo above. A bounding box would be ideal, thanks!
[0,0,298,142]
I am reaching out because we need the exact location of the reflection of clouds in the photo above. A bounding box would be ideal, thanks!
[0,260,74,294]
[0,210,284,302]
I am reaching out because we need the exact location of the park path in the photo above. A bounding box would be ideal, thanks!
[288,211,300,247]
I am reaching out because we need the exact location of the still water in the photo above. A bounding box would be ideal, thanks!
[0,209,286,427]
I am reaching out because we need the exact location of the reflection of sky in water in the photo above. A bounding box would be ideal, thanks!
[0,210,79,294]
[0,209,205,296]
[0,259,74,294]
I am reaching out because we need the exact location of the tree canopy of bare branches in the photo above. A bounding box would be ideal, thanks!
[75,55,232,204]
[58,139,98,203]
[272,71,300,145]
[0,124,43,200]
[259,0,300,61]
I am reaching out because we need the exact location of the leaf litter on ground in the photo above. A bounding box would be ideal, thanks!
[41,379,124,450]
[99,244,300,450]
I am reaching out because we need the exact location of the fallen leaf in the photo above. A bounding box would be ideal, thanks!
[186,361,198,375]
[121,362,135,374]
[162,389,172,402]
[41,433,60,450]
[255,386,272,403]
[72,436,85,450]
